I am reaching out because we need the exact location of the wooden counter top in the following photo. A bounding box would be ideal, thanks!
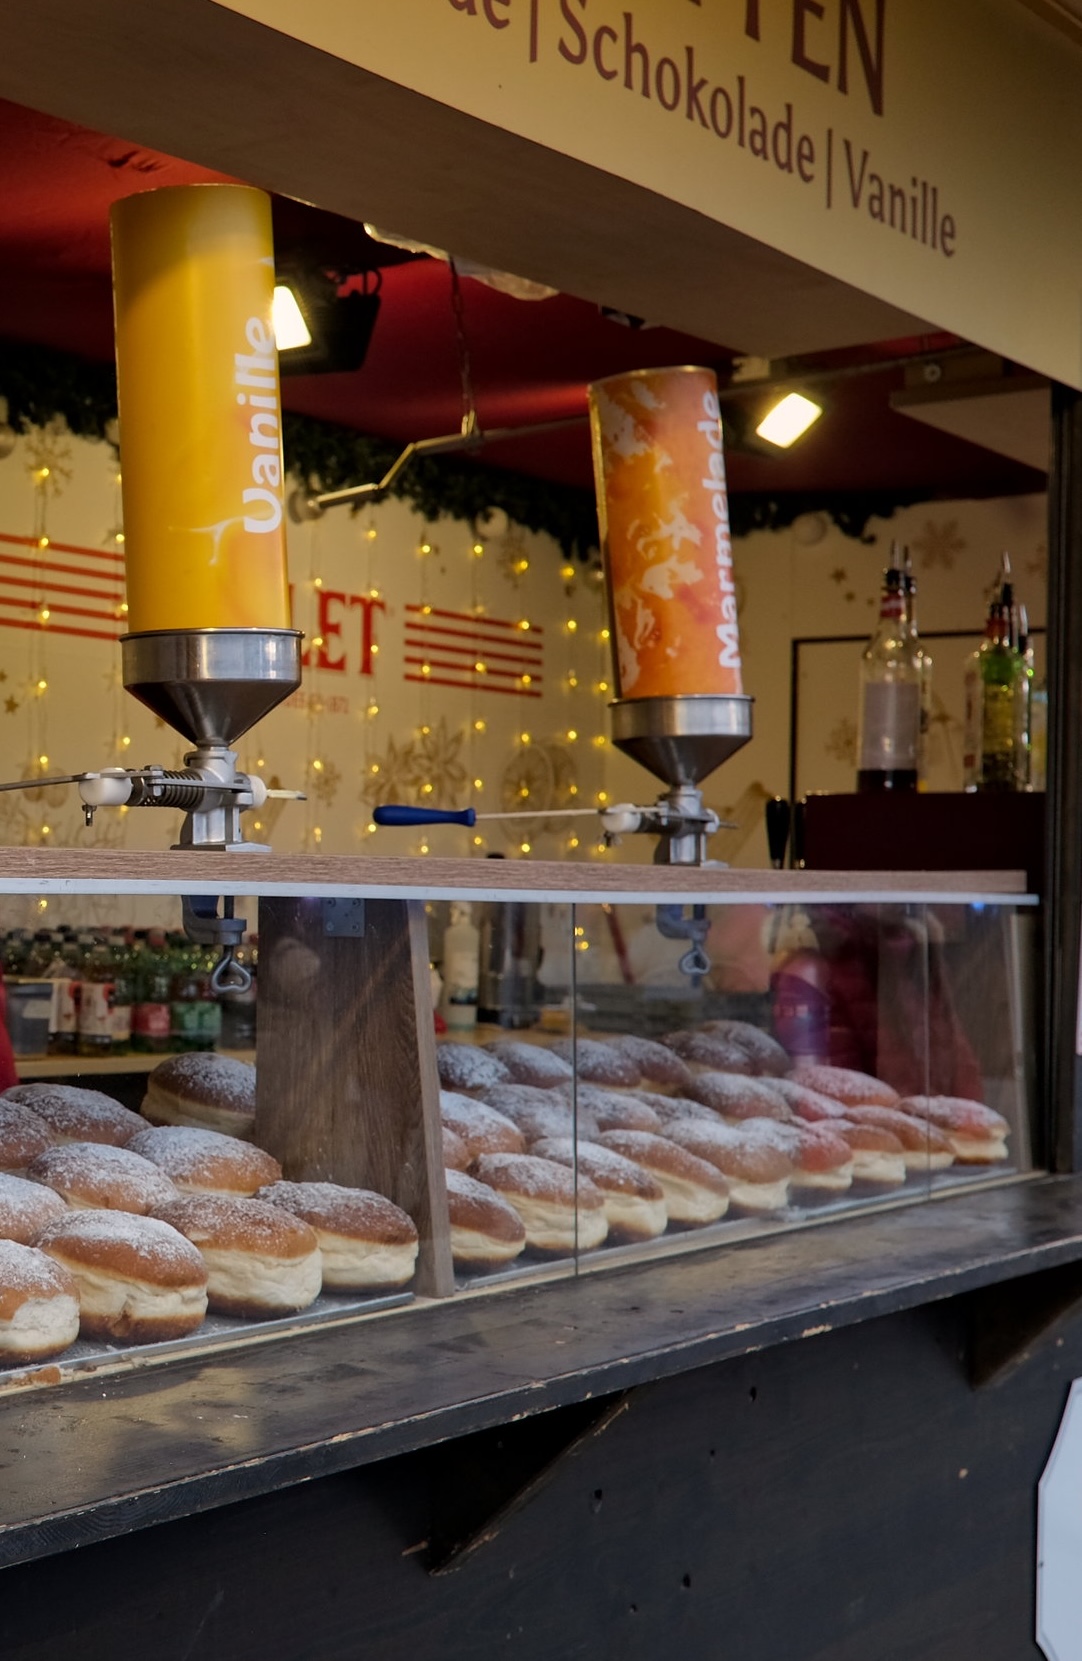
[0,1172,1078,1572]
[0,846,1034,903]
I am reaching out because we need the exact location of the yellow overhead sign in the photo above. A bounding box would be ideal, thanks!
[212,0,1082,384]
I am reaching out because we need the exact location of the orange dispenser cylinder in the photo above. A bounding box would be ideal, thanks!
[588,366,742,701]
[110,184,292,634]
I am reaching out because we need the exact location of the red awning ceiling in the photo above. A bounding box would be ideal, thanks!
[0,96,1046,500]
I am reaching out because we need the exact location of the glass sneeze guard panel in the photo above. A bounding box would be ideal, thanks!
[0,873,1038,1391]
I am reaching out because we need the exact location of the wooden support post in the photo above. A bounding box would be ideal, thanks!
[254,895,454,1298]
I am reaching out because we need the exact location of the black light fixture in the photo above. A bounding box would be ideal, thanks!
[273,266,382,376]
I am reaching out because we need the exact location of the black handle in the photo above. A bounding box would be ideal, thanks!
[765,796,791,869]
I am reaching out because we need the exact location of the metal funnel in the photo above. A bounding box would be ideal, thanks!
[610,694,753,789]
[121,628,303,748]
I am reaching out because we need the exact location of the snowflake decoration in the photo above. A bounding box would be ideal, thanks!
[24,420,74,498]
[912,518,965,571]
[359,722,470,810]
[1027,543,1048,580]
[414,718,468,807]
[830,567,848,585]
[307,757,342,807]
[361,734,422,809]
[825,717,858,766]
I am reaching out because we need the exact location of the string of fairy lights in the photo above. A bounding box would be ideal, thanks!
[283,503,615,859]
[0,430,617,863]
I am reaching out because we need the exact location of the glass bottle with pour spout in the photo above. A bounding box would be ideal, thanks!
[856,563,920,792]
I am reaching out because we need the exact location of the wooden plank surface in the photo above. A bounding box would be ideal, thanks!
[0,0,924,360]
[0,846,1032,898]
[13,1049,256,1079]
[254,897,453,1298]
[2,1174,1082,1570]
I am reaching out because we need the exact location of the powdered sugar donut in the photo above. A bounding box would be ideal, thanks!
[0,1099,51,1172]
[437,1043,510,1094]
[141,1053,256,1139]
[771,1078,852,1122]
[788,1064,899,1108]
[4,1083,144,1147]
[479,1084,586,1146]
[642,1093,718,1129]
[151,1194,323,1316]
[829,1120,907,1188]
[483,1040,573,1088]
[257,1181,418,1290]
[27,1143,179,1215]
[896,1095,1009,1163]
[0,1241,80,1363]
[686,1072,792,1122]
[660,1030,754,1075]
[129,1125,281,1197]
[596,1131,729,1226]
[442,1125,472,1171]
[547,1038,641,1088]
[701,1020,790,1077]
[663,1119,793,1214]
[0,1172,67,1244]
[606,1034,694,1093]
[737,1120,853,1195]
[440,1090,525,1159]
[531,1137,668,1243]
[472,1153,607,1254]
[444,1168,527,1270]
[846,1105,955,1171]
[553,1082,663,1134]
[37,1210,208,1342]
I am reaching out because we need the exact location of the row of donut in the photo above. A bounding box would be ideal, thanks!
[0,1054,420,1367]
[435,1027,1011,1266]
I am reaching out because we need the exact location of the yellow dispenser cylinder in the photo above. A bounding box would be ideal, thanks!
[111,184,292,633]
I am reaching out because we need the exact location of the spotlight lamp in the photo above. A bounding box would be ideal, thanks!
[272,285,312,350]
[274,266,382,376]
[754,391,823,449]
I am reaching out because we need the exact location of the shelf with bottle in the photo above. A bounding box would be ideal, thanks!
[0,925,258,1063]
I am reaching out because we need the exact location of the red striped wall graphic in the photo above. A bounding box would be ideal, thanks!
[404,604,543,699]
[0,532,125,643]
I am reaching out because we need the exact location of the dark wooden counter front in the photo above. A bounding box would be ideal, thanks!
[2,1174,1082,1572]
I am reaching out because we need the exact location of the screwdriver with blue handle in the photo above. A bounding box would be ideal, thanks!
[373,804,630,829]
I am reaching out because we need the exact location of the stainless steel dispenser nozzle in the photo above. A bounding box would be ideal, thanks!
[608,692,753,867]
[117,626,303,852]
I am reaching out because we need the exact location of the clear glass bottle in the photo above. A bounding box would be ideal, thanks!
[856,564,921,792]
